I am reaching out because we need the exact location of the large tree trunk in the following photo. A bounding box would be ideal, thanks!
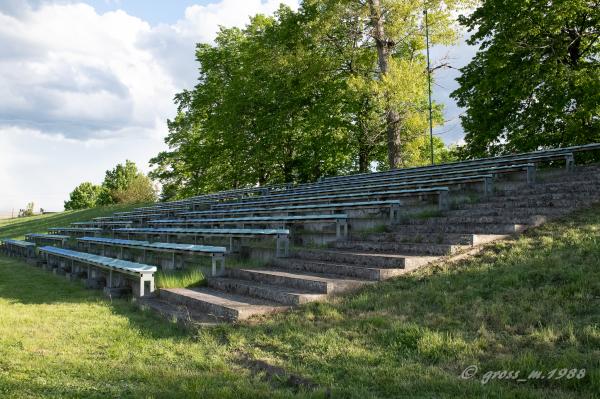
[368,0,403,169]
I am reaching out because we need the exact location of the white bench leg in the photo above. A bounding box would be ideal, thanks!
[139,277,145,297]
[526,165,537,185]
[438,191,449,211]
[565,153,575,172]
[484,176,494,196]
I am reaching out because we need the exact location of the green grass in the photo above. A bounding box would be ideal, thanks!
[0,204,149,240]
[156,266,206,289]
[1,205,599,398]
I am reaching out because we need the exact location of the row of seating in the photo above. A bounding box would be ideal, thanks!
[148,214,349,239]
[26,233,70,247]
[0,239,36,258]
[39,246,157,297]
[7,143,598,302]
[77,237,227,276]
[114,227,290,258]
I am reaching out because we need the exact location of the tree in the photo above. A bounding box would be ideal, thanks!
[19,202,35,218]
[98,160,156,205]
[64,161,156,209]
[452,0,600,157]
[64,182,102,210]
[150,1,465,199]
[111,174,157,204]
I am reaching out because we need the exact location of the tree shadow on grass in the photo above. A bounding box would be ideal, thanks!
[0,255,189,341]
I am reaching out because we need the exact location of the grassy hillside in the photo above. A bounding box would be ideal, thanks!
[0,205,599,398]
[0,204,148,240]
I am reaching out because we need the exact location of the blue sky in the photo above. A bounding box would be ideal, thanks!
[84,0,209,25]
[0,0,476,215]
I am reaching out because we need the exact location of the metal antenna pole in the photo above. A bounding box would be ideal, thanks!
[425,7,434,165]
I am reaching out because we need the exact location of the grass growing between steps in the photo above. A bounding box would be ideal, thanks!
[0,205,599,398]
[0,203,149,240]
[155,266,206,289]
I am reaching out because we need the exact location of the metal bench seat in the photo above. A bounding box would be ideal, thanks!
[2,239,36,248]
[149,214,349,239]
[25,234,70,248]
[48,227,102,237]
[321,151,576,184]
[78,237,227,275]
[78,236,227,254]
[114,227,290,257]
[1,239,37,259]
[26,233,70,240]
[38,246,156,297]
[179,200,402,220]
[262,174,495,201]
[71,221,133,227]
[213,187,450,211]
[289,163,537,194]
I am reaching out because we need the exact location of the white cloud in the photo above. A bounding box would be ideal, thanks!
[0,0,302,213]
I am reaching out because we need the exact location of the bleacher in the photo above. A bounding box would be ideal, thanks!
[4,143,600,318]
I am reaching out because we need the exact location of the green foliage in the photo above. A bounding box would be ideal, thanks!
[18,202,35,218]
[64,161,156,210]
[150,1,464,200]
[452,0,600,157]
[110,174,157,205]
[156,267,205,289]
[64,182,102,211]
[98,160,156,205]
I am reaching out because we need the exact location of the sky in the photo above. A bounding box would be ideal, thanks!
[0,0,478,215]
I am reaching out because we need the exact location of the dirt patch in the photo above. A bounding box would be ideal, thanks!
[234,351,330,396]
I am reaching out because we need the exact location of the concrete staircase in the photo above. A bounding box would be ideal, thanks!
[157,165,600,322]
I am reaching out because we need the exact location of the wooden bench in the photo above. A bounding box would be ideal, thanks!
[149,214,349,239]
[38,246,157,297]
[77,237,227,276]
[179,200,403,221]
[1,239,36,259]
[114,227,290,257]
[25,233,70,248]
[213,187,450,212]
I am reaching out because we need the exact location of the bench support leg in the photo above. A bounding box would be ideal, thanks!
[438,191,449,211]
[484,177,494,196]
[336,221,349,240]
[526,165,537,185]
[565,153,575,172]
[276,236,289,258]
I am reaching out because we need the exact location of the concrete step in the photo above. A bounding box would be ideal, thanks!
[456,198,597,210]
[403,215,548,226]
[446,207,570,218]
[159,287,288,321]
[138,297,223,326]
[293,248,439,268]
[331,240,469,256]
[225,268,370,294]
[494,186,600,198]
[271,257,410,281]
[361,232,473,245]
[392,223,528,234]
[207,277,328,305]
